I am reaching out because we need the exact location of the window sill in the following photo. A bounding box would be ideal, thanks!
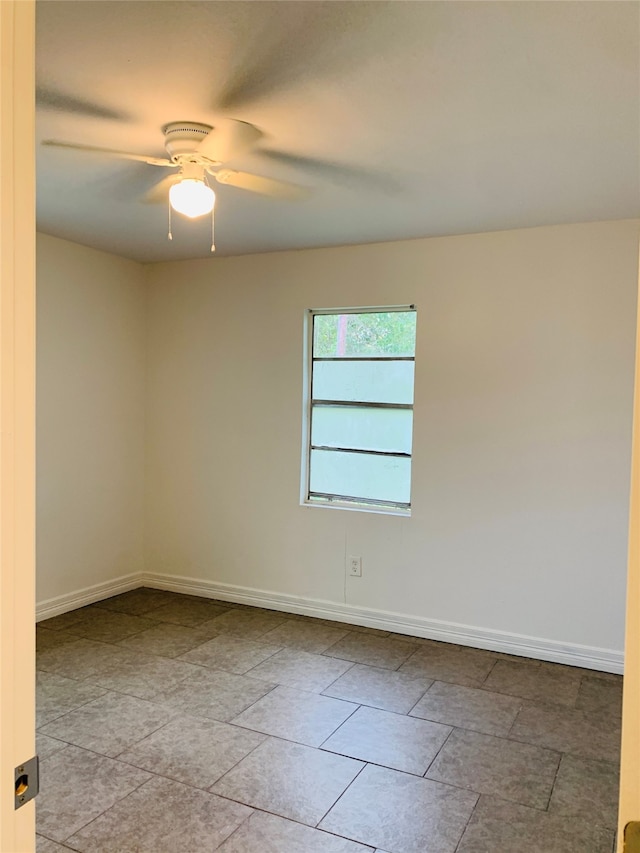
[301,498,411,517]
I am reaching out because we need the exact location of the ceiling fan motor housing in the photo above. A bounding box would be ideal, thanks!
[162,122,213,161]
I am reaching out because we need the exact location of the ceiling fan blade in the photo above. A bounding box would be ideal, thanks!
[142,173,182,204]
[216,4,389,110]
[41,140,175,168]
[213,169,308,200]
[197,120,262,163]
[36,87,130,122]
[258,150,402,195]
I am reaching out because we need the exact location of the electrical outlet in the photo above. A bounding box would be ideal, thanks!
[348,555,362,577]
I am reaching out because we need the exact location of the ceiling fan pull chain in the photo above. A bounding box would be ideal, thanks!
[211,206,215,253]
[168,200,173,241]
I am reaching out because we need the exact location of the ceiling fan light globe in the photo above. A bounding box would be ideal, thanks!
[169,179,215,218]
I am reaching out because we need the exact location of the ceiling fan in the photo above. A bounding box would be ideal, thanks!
[42,120,307,249]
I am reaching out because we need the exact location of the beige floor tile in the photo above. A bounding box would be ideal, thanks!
[322,705,451,775]
[319,764,478,853]
[37,745,151,842]
[426,728,560,809]
[216,811,374,852]
[38,607,95,632]
[322,663,431,713]
[84,652,201,700]
[285,611,387,634]
[230,603,287,616]
[548,754,620,829]
[93,588,178,615]
[116,620,221,658]
[483,659,582,706]
[232,684,358,746]
[141,596,228,627]
[348,625,394,637]
[65,776,252,852]
[64,610,159,643]
[36,670,107,728]
[510,701,621,763]
[155,667,276,722]
[575,675,623,717]
[118,714,265,788]
[179,634,281,673]
[37,837,71,853]
[202,608,290,639]
[398,644,497,687]
[392,635,461,648]
[323,633,418,670]
[36,627,78,652]
[259,620,350,653]
[39,691,176,757]
[538,660,620,683]
[247,647,353,692]
[36,732,68,761]
[37,638,140,681]
[211,737,363,826]
[410,680,522,736]
[456,795,615,853]
[34,594,625,852]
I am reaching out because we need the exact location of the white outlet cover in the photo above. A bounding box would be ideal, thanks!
[348,556,362,576]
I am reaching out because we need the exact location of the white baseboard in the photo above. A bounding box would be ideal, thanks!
[35,570,623,674]
[36,572,143,621]
[142,571,624,674]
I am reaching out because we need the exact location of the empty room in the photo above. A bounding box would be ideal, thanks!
[2,1,639,852]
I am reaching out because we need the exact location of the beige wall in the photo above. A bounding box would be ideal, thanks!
[36,233,146,603]
[145,220,639,659]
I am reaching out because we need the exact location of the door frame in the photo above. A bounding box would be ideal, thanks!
[0,1,36,850]
[617,237,640,850]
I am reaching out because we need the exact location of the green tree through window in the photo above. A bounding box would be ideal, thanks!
[314,311,416,358]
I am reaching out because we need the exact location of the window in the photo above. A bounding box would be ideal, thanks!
[303,306,417,514]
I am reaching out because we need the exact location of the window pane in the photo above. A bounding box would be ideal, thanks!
[312,360,415,404]
[309,449,411,504]
[312,405,413,454]
[314,312,416,358]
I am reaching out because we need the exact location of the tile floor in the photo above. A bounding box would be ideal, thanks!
[35,588,622,853]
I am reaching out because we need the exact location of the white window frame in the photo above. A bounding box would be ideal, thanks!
[301,304,416,516]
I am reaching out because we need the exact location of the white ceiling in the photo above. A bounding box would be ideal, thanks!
[36,1,640,263]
